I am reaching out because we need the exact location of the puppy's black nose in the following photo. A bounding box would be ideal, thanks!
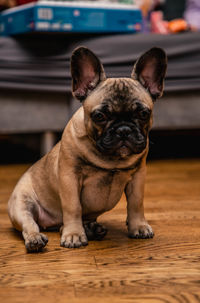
[116,126,132,138]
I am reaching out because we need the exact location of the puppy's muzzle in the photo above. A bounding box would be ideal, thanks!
[116,125,146,154]
[97,123,146,157]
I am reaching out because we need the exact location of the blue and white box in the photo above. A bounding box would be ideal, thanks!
[0,1,142,36]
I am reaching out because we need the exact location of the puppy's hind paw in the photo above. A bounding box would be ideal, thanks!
[84,221,107,241]
[23,232,48,253]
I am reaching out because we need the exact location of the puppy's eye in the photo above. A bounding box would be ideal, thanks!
[92,112,106,123]
[139,109,150,120]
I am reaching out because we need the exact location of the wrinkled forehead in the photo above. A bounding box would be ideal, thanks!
[85,78,153,112]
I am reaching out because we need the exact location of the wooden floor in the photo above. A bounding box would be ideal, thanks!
[0,159,200,303]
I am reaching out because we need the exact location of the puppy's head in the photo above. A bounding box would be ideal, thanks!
[71,46,167,159]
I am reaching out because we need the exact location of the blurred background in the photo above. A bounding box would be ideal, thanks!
[0,0,200,164]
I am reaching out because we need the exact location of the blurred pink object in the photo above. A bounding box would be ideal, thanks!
[150,11,169,34]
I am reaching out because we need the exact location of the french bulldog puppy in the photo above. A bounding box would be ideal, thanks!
[8,46,167,252]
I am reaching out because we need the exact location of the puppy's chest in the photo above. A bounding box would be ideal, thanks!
[80,166,132,214]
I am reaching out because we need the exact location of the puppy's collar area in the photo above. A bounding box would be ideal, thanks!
[78,156,143,173]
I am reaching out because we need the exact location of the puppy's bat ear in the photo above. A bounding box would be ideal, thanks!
[131,47,167,100]
[71,46,106,102]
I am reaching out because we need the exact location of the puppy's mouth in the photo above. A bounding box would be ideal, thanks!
[117,141,132,158]
[118,145,131,158]
[96,138,146,158]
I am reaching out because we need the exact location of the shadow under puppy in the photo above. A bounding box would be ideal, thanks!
[8,46,167,252]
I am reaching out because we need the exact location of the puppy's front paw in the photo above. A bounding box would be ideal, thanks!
[128,222,154,239]
[60,228,88,248]
[23,232,48,253]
